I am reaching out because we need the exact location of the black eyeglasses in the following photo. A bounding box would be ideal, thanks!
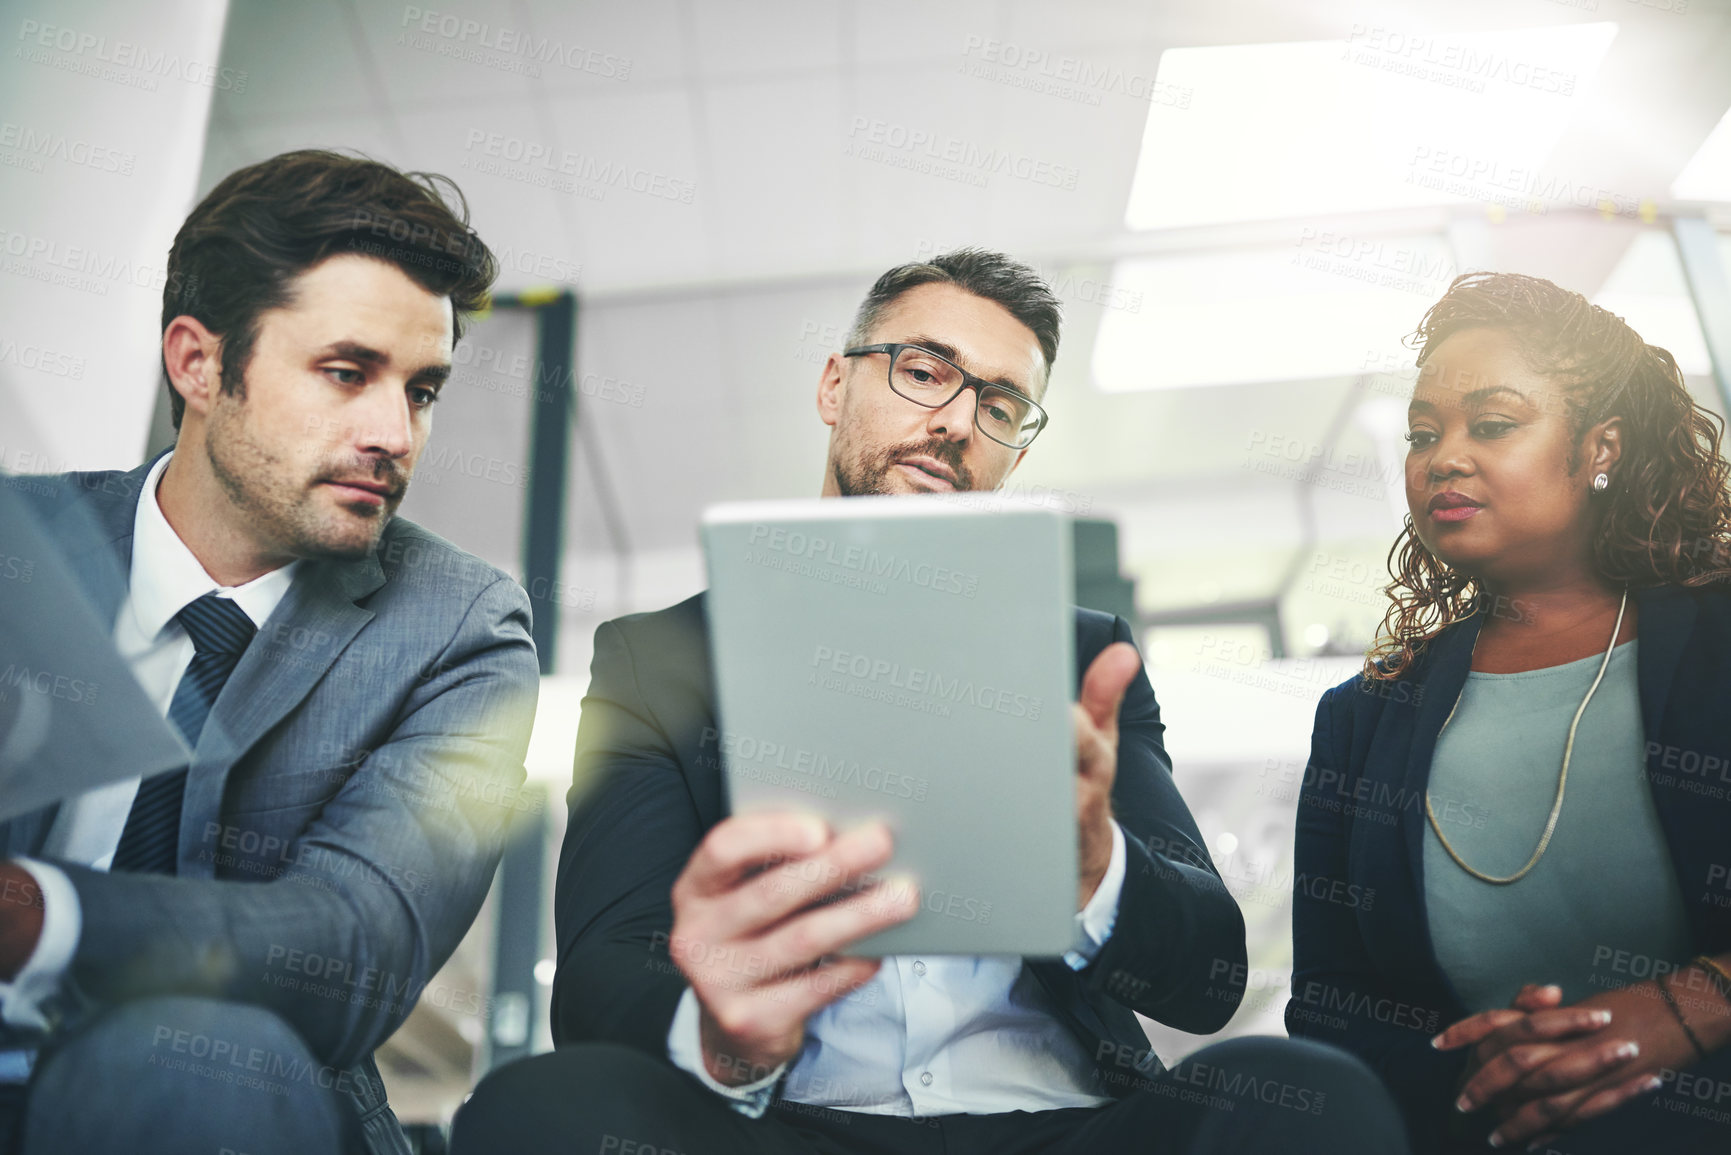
[843,343,1049,450]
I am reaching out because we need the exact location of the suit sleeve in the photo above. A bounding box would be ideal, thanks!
[1049,615,1248,1035]
[547,618,697,1056]
[53,575,539,1069]
[1286,682,1465,1134]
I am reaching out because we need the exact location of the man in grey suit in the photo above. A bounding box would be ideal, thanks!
[0,150,539,1154]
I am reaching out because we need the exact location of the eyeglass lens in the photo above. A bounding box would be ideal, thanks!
[888,346,1040,447]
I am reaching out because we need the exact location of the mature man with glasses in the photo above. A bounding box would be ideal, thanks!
[454,249,1407,1154]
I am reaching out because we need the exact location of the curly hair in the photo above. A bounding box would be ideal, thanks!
[1366,271,1731,680]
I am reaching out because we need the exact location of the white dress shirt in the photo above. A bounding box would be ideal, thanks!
[667,820,1128,1118]
[0,452,299,1034]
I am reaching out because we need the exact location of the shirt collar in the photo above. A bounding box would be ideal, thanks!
[127,451,302,641]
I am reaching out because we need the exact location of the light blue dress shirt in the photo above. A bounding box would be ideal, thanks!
[667,820,1129,1118]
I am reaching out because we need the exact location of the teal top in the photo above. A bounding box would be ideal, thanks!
[1422,641,1694,1012]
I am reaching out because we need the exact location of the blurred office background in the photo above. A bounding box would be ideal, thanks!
[5,0,1731,1133]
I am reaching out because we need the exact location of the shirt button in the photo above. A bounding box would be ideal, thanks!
[912,960,927,977]
[919,1070,933,1086]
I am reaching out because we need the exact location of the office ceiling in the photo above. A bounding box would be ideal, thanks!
[201,0,1731,660]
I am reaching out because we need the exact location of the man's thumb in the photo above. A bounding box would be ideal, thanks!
[1080,642,1141,733]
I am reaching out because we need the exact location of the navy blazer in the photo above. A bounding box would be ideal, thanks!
[1287,583,1731,1149]
[549,593,1247,1098]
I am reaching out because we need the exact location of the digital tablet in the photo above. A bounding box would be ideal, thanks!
[701,496,1076,956]
[0,479,190,823]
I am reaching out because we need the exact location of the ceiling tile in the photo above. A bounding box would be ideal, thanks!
[686,0,844,82]
[695,77,849,277]
[213,0,374,122]
[351,0,541,107]
[520,0,688,92]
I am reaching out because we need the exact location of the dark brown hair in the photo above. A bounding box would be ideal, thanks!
[161,149,497,428]
[846,248,1063,381]
[1368,271,1731,680]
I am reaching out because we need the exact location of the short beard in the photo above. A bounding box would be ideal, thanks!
[832,435,975,496]
[204,396,406,562]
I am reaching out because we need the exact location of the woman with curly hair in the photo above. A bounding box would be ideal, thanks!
[1287,271,1731,1154]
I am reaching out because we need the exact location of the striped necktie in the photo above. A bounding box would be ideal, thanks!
[111,593,257,874]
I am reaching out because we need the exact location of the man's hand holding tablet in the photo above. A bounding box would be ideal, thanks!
[670,815,916,1087]
[676,638,1143,1088]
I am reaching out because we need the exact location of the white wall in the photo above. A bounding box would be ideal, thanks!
[0,0,230,473]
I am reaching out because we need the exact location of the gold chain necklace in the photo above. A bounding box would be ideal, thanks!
[1424,588,1629,886]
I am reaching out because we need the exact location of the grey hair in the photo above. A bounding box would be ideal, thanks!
[845,248,1063,378]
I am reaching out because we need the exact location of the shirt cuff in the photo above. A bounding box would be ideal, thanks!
[0,859,81,1032]
[666,986,785,1118]
[1065,821,1126,971]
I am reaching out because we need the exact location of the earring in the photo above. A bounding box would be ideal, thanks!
[1592,473,1609,492]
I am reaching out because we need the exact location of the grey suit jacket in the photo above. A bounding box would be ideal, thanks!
[0,454,540,1154]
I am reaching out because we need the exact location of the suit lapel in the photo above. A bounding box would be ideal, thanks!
[178,549,386,877]
[687,594,726,830]
[1630,586,1714,944]
[45,456,158,626]
[1396,618,1481,905]
[1348,618,1478,1006]
[1633,585,1693,745]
